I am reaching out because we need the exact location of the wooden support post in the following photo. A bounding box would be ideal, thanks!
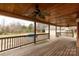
[55,19,58,37]
[76,12,79,55]
[60,26,61,36]
[55,25,57,37]
[33,15,37,44]
[67,27,69,36]
[72,29,74,37]
[77,22,79,55]
[34,20,36,44]
[48,23,50,39]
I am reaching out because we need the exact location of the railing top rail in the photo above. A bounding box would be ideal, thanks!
[0,33,49,39]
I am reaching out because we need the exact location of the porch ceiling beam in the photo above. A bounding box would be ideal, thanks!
[0,9,54,25]
[0,9,75,27]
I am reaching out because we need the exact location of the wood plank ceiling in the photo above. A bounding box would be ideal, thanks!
[0,3,79,27]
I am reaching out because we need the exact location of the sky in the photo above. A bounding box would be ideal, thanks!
[0,15,34,26]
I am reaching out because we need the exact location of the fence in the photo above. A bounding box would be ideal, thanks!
[0,33,49,52]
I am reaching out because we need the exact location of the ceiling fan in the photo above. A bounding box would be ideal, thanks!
[25,4,50,19]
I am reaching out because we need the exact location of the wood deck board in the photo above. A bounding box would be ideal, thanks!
[43,41,60,56]
[27,37,76,56]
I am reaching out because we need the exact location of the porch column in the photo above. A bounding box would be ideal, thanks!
[55,25,57,37]
[72,29,74,37]
[77,22,79,55]
[60,26,61,36]
[34,18,36,44]
[48,23,50,39]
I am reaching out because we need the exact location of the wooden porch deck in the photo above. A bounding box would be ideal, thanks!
[27,37,76,56]
[0,36,77,56]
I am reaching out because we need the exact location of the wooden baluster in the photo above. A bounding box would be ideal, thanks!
[22,37,23,45]
[19,37,20,46]
[16,38,17,47]
[20,37,21,46]
[15,38,16,47]
[5,39,7,49]
[13,38,15,47]
[18,37,19,46]
[13,38,14,47]
[14,38,15,47]
[23,37,24,45]
[15,38,17,47]
[1,39,3,51]
[10,38,11,48]
[3,39,4,50]
[10,38,12,48]
[7,39,8,49]
[4,39,6,50]
[16,37,18,47]
[12,38,14,48]
[18,38,19,46]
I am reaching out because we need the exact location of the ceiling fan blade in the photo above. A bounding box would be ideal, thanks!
[38,13,45,19]
[41,11,50,16]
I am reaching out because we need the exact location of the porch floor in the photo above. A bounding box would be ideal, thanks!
[0,36,76,56]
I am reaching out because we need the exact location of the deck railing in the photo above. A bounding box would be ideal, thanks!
[0,33,49,52]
